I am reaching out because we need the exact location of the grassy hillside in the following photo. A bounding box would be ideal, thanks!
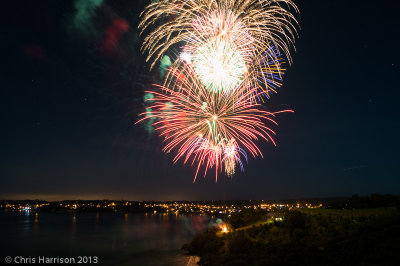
[184,208,400,265]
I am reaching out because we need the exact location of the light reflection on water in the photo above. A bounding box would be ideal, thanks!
[0,211,214,265]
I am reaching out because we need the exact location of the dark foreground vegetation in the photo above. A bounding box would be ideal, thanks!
[184,195,400,265]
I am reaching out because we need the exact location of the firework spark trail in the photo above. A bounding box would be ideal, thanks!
[223,138,248,177]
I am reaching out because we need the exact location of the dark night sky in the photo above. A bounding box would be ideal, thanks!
[1,0,399,201]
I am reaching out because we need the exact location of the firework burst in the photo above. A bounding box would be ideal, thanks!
[140,0,298,95]
[137,0,299,180]
[139,0,298,68]
[139,0,298,99]
[137,65,292,180]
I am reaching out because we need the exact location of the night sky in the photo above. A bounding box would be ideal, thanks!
[1,0,399,201]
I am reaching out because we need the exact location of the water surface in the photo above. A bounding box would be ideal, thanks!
[0,210,211,265]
